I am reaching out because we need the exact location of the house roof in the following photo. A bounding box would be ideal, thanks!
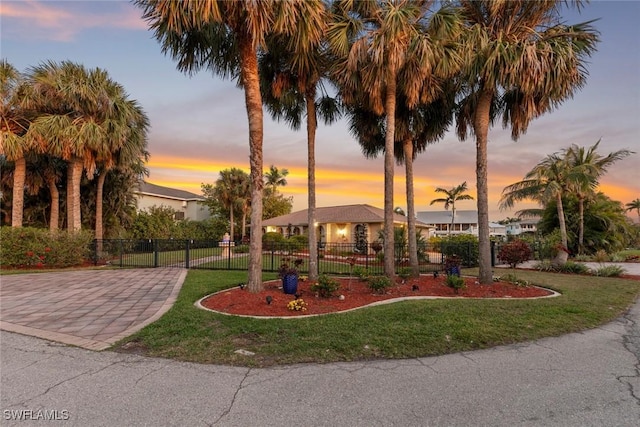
[263,204,430,227]
[136,182,204,201]
[416,210,478,225]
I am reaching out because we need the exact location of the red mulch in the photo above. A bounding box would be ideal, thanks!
[199,275,555,317]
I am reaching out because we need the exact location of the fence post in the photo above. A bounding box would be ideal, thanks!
[119,239,123,268]
[185,240,190,269]
[154,240,159,268]
[490,241,495,267]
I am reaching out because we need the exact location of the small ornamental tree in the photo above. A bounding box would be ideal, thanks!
[498,239,533,268]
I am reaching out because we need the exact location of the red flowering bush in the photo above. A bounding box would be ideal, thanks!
[498,239,533,268]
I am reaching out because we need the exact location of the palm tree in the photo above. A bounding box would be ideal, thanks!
[348,92,456,276]
[263,165,289,196]
[24,61,122,232]
[94,96,149,243]
[214,168,250,241]
[455,0,599,283]
[328,0,462,278]
[626,198,640,222]
[0,60,33,228]
[564,140,633,254]
[135,0,309,292]
[500,153,572,265]
[430,181,474,236]
[259,4,339,281]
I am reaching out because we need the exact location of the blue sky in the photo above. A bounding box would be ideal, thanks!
[2,0,639,219]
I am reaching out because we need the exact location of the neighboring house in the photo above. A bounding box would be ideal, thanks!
[416,210,506,238]
[263,204,434,252]
[505,218,539,236]
[135,182,210,221]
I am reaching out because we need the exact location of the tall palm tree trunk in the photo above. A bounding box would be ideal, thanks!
[95,169,107,246]
[554,193,569,265]
[473,88,493,284]
[67,157,83,231]
[306,89,319,281]
[240,37,264,293]
[449,206,455,236]
[403,138,418,277]
[577,197,585,254]
[47,176,59,231]
[11,156,25,227]
[383,73,397,279]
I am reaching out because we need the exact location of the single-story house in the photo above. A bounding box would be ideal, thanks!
[134,182,210,221]
[416,210,506,237]
[263,204,434,251]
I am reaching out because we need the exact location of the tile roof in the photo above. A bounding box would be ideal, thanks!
[263,204,430,227]
[136,182,204,201]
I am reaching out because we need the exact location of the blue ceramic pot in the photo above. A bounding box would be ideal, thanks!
[282,274,299,295]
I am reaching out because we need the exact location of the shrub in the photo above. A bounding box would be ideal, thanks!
[591,265,626,277]
[559,261,590,275]
[593,249,610,263]
[0,227,93,268]
[496,273,530,287]
[397,267,413,282]
[367,275,392,294]
[432,234,479,267]
[352,266,369,281]
[445,275,466,293]
[498,239,532,268]
[263,232,285,251]
[311,274,341,298]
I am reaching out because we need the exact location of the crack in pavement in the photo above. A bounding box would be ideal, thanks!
[10,361,122,408]
[618,308,640,406]
[211,367,252,425]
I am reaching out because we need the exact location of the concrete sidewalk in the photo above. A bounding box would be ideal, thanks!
[0,268,186,350]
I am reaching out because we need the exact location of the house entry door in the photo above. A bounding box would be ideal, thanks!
[354,224,368,253]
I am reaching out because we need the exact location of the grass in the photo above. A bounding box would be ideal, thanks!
[113,268,640,367]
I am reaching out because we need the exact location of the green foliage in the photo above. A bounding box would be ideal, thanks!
[262,232,286,250]
[367,275,392,294]
[398,267,413,281]
[430,234,479,267]
[0,227,93,268]
[129,205,177,239]
[535,260,590,275]
[263,192,294,220]
[445,275,466,293]
[310,274,341,298]
[591,265,626,277]
[498,239,532,268]
[352,265,370,281]
[496,273,530,287]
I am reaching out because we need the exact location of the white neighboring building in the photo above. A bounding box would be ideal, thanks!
[505,218,539,236]
[416,210,506,238]
[135,182,210,221]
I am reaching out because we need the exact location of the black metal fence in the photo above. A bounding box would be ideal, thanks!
[93,239,485,275]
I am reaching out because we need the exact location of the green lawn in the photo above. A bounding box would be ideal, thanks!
[113,268,640,367]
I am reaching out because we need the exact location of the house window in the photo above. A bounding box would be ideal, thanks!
[174,211,185,220]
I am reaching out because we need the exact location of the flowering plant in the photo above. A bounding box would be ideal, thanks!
[287,298,307,311]
[278,257,304,278]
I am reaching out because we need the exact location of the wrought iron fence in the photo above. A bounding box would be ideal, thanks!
[93,239,482,274]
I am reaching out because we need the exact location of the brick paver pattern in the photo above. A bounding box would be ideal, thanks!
[0,268,186,350]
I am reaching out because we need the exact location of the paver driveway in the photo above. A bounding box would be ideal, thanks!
[0,268,186,350]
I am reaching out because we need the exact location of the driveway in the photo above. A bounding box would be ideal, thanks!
[0,268,186,350]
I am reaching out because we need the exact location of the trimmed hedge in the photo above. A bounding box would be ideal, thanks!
[0,227,93,269]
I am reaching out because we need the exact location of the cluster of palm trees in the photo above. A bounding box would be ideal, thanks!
[500,140,633,263]
[134,0,599,290]
[1,60,149,241]
[201,165,290,242]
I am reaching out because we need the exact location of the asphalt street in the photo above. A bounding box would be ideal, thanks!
[2,298,639,426]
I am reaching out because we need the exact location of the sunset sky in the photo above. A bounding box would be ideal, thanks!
[2,0,639,220]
